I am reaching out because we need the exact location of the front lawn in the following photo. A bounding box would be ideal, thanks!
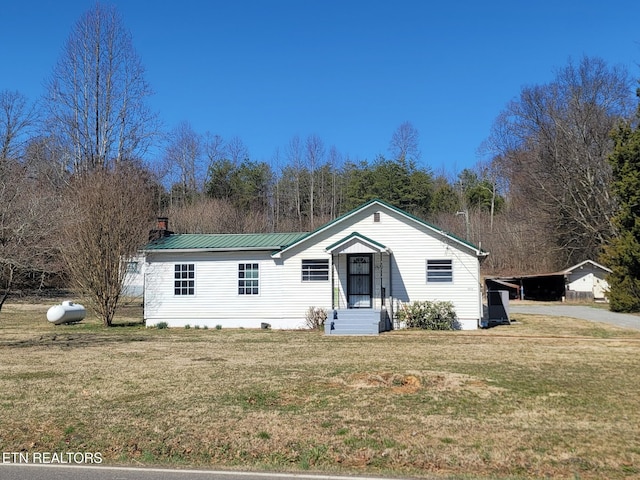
[0,302,638,479]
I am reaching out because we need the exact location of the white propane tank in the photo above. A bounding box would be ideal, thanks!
[46,301,86,325]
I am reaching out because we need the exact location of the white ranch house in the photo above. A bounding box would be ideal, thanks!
[142,200,489,333]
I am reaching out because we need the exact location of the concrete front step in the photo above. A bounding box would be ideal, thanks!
[325,309,382,335]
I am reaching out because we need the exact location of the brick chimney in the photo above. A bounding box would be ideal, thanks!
[149,217,173,242]
[156,217,169,231]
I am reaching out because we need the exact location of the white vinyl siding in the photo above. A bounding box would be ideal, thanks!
[301,259,330,281]
[144,251,309,329]
[122,254,146,297]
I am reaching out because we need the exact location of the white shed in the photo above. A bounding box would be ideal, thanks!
[564,260,611,301]
[142,200,488,332]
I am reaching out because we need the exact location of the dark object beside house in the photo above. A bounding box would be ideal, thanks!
[487,290,510,325]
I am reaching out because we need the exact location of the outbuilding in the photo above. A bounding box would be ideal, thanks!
[485,260,611,302]
[564,260,611,301]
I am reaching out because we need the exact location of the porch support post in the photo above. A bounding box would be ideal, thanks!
[389,252,394,322]
[379,252,384,307]
[331,253,335,310]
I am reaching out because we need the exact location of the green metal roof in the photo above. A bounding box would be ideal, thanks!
[145,232,309,251]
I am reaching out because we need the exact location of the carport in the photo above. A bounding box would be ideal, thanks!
[486,273,566,301]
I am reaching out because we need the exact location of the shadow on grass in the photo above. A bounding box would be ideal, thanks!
[110,320,145,328]
[481,319,513,329]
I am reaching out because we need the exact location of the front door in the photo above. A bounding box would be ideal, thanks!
[347,254,372,308]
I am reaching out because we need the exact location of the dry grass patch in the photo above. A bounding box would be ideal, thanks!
[0,303,639,479]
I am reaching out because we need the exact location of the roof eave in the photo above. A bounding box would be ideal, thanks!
[145,246,288,254]
[563,259,612,274]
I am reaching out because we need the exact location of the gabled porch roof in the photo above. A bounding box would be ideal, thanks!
[325,232,391,255]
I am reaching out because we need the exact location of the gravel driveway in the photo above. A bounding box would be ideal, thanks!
[509,303,640,331]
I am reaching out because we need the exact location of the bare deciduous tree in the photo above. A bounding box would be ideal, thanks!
[325,145,343,220]
[44,2,158,172]
[204,133,226,174]
[60,165,155,326]
[286,135,304,229]
[22,136,69,189]
[165,197,267,234]
[226,136,249,164]
[163,121,204,205]
[305,134,325,229]
[0,163,59,312]
[389,121,421,164]
[487,56,634,267]
[0,90,37,162]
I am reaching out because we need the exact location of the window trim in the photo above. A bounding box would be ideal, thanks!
[426,259,453,283]
[238,262,260,295]
[301,259,330,282]
[126,261,140,274]
[174,263,195,296]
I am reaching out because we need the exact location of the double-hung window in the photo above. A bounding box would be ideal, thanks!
[426,259,453,283]
[174,263,195,295]
[302,259,329,281]
[238,263,259,295]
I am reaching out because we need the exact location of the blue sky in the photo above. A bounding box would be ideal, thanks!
[2,0,639,175]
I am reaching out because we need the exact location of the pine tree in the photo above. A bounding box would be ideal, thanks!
[602,89,640,311]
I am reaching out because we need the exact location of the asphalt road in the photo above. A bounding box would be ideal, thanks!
[0,465,413,480]
[509,303,640,330]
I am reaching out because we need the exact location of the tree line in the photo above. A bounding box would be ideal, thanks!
[2,2,640,322]
[161,124,500,234]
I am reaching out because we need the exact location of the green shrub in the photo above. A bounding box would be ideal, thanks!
[396,300,456,330]
[184,324,191,329]
[215,324,222,330]
[156,322,168,329]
